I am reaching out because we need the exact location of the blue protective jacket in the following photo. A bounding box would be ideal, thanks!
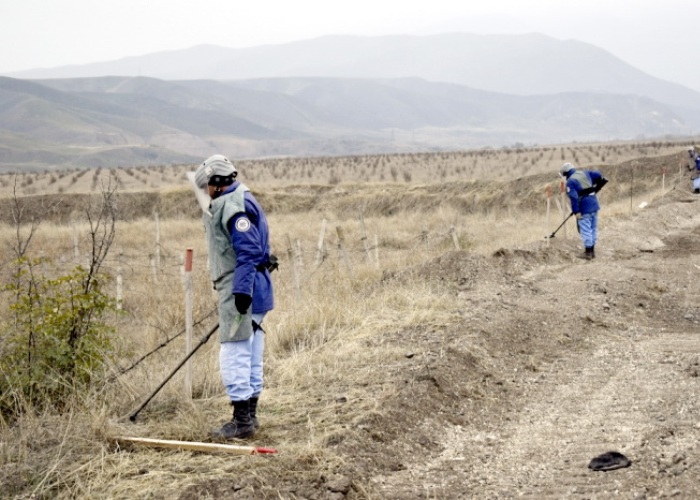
[564,168,604,215]
[222,182,274,314]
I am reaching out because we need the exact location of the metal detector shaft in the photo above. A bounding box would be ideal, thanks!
[546,212,574,239]
[129,322,219,422]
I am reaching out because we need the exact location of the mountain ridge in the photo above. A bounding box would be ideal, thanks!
[2,33,699,171]
[8,33,700,110]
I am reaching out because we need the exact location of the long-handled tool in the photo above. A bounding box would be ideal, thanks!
[545,212,574,239]
[129,322,219,422]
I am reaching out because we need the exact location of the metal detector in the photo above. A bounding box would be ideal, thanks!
[545,212,574,239]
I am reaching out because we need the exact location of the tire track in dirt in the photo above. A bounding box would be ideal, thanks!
[462,328,700,499]
[373,325,700,499]
[371,193,700,499]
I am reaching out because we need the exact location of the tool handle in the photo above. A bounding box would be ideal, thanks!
[129,323,219,422]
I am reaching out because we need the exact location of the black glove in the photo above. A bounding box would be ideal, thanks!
[234,293,252,314]
[594,177,608,193]
[267,254,279,272]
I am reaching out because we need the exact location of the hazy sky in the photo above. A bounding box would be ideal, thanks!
[1,0,699,92]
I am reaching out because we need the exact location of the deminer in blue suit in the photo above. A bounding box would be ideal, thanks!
[194,154,275,440]
[560,162,608,260]
[687,146,700,194]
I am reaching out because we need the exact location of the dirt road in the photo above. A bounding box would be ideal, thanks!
[364,190,700,499]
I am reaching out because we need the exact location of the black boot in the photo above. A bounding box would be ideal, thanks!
[695,188,700,194]
[249,396,260,430]
[591,245,596,259]
[211,399,256,440]
[584,247,593,260]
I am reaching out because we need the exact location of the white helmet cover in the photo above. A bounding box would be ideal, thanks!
[194,154,237,189]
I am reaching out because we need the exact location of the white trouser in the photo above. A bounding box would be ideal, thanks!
[219,313,265,401]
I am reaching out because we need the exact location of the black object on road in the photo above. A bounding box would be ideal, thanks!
[588,451,632,471]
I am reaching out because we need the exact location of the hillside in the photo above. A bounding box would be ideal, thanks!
[4,33,700,172]
[0,74,694,172]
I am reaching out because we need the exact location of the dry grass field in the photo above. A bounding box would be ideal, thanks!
[1,139,700,499]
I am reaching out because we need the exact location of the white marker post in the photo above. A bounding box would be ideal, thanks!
[285,234,301,300]
[661,167,666,199]
[154,212,161,276]
[72,221,80,263]
[183,248,193,400]
[358,213,372,263]
[116,249,123,311]
[314,219,327,267]
[450,226,460,251]
[373,234,380,268]
[546,184,552,246]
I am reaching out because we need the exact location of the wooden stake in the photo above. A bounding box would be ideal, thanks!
[358,213,372,263]
[294,239,304,271]
[420,224,429,248]
[314,219,327,266]
[546,185,552,246]
[336,225,352,275]
[154,212,161,274]
[116,436,277,455]
[373,234,380,268]
[286,234,301,299]
[661,168,666,199]
[449,226,460,250]
[183,248,193,400]
[150,254,157,283]
[116,270,123,311]
[72,221,80,263]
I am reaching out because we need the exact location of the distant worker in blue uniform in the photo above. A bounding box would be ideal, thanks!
[687,146,700,194]
[194,154,275,440]
[560,162,608,260]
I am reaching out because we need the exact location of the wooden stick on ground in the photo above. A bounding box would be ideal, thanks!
[116,436,277,455]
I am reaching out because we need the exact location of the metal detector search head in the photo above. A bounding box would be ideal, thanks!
[545,212,574,239]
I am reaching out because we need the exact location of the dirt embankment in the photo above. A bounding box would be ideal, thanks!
[353,189,700,499]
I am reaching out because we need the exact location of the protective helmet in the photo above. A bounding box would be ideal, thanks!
[194,154,237,189]
[560,162,574,176]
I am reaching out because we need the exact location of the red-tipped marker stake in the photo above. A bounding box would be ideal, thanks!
[117,436,278,455]
[254,447,278,454]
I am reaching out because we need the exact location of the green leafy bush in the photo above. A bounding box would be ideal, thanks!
[0,257,116,418]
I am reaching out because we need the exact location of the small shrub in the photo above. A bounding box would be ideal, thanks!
[1,259,116,417]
